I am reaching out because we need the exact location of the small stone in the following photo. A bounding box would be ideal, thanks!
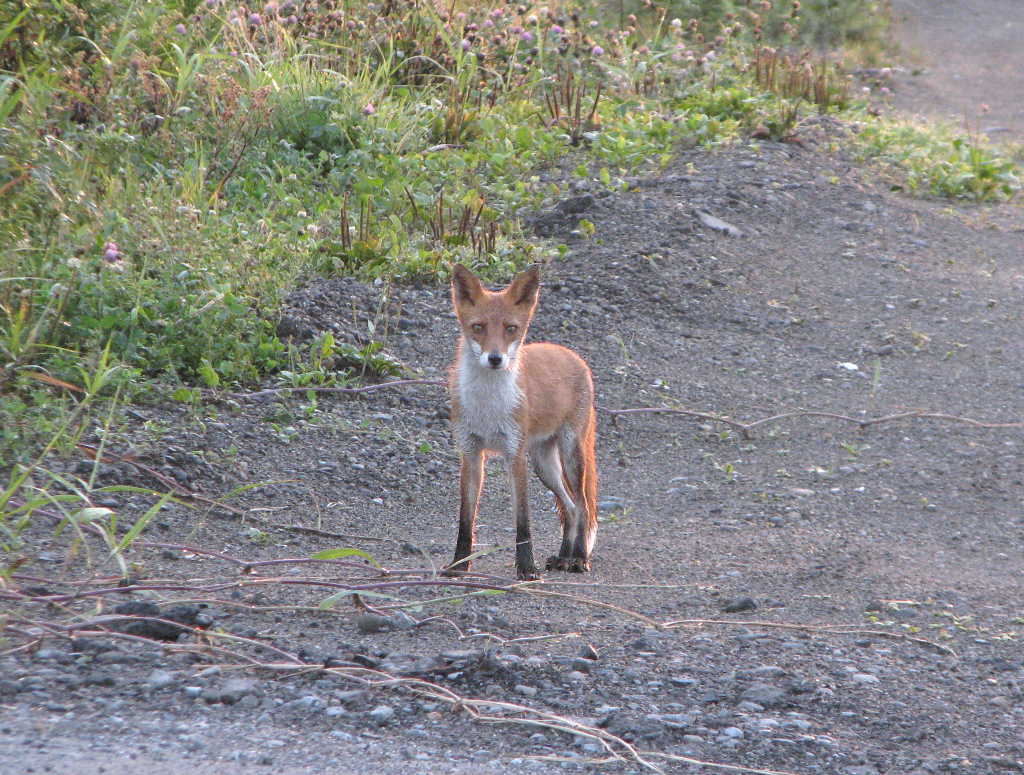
[741,683,787,708]
[355,613,392,633]
[515,684,539,698]
[722,597,757,613]
[751,665,787,679]
[629,634,662,652]
[368,705,395,724]
[570,658,594,674]
[218,677,261,704]
[851,672,879,685]
[146,669,176,690]
[720,726,744,739]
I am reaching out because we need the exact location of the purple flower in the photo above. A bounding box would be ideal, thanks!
[103,242,120,263]
[520,30,534,43]
[462,38,471,50]
[590,44,604,56]
[550,24,563,34]
[248,12,262,25]
[175,23,187,35]
[362,103,376,115]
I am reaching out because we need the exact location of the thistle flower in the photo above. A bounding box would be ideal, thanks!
[175,23,187,35]
[590,44,604,56]
[362,103,376,115]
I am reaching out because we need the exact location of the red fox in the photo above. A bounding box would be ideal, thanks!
[446,263,598,580]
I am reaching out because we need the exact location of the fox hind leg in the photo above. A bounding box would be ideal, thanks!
[533,435,589,573]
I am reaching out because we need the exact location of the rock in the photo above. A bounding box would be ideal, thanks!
[629,633,663,652]
[695,209,744,237]
[355,613,393,633]
[34,648,71,663]
[579,643,599,661]
[570,658,594,674]
[146,669,176,690]
[851,673,880,685]
[751,665,787,679]
[740,683,788,708]
[368,705,395,724]
[722,597,758,613]
[217,678,261,704]
[0,679,22,697]
[599,712,665,742]
[110,601,206,641]
[514,684,539,698]
[654,713,695,729]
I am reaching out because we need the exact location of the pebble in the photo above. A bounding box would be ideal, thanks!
[851,673,880,685]
[368,705,395,724]
[355,613,393,633]
[515,684,539,698]
[722,597,758,613]
[741,683,788,708]
[146,669,176,690]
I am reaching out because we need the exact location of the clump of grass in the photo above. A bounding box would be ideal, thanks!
[854,121,1022,200]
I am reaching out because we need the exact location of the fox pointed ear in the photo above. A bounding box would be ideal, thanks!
[508,266,540,308]
[451,264,484,307]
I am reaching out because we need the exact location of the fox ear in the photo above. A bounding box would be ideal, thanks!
[508,266,540,308]
[451,264,484,306]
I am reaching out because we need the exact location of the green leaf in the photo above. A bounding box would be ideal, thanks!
[312,547,381,568]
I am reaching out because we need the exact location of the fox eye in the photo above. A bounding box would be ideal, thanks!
[505,324,518,335]
[471,323,484,333]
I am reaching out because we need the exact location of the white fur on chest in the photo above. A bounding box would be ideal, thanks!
[455,347,524,456]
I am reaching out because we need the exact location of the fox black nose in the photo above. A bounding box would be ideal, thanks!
[487,353,503,368]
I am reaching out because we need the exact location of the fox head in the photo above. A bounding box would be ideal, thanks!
[451,263,540,371]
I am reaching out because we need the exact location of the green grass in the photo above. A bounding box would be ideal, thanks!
[0,0,1020,465]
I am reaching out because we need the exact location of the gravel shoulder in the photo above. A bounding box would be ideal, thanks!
[3,7,1024,775]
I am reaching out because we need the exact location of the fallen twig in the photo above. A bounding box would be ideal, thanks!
[600,405,1022,439]
[661,617,956,657]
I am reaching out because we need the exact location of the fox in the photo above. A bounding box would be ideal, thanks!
[445,263,598,580]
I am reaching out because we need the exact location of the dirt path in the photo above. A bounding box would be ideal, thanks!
[889,0,1024,144]
[3,5,1023,775]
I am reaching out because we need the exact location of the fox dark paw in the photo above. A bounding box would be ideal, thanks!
[516,565,541,581]
[546,556,591,573]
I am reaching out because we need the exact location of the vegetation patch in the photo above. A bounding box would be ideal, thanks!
[1,0,1020,467]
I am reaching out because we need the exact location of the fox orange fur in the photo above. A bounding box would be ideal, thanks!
[446,264,598,580]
